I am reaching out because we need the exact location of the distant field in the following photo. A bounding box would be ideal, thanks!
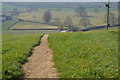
[1,3,25,16]
[17,8,118,27]
[48,29,118,78]
[12,22,58,29]
[2,34,42,78]
[2,20,59,34]
[2,4,25,12]
[2,20,16,31]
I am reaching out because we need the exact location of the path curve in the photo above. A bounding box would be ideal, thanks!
[22,34,58,78]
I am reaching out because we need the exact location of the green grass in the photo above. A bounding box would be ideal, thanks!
[0,34,1,79]
[2,20,59,34]
[2,20,16,31]
[12,21,58,29]
[2,34,42,78]
[48,30,118,78]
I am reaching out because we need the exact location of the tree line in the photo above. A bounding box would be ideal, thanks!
[7,5,117,32]
[43,6,117,32]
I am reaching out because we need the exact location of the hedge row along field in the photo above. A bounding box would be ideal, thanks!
[48,30,118,78]
[2,34,42,78]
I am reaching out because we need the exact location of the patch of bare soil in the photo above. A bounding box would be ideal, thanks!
[22,34,58,78]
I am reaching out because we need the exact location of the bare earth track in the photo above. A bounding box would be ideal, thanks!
[22,34,58,78]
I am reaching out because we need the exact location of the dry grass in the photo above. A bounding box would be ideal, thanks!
[12,22,58,29]
[17,8,118,27]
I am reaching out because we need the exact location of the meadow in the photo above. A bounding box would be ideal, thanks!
[2,20,59,34]
[2,34,42,78]
[16,8,118,27]
[2,20,16,31]
[12,21,58,29]
[0,34,1,79]
[1,17,58,79]
[48,29,118,78]
[1,2,119,79]
[2,4,24,12]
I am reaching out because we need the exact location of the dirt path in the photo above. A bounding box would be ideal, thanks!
[22,34,58,78]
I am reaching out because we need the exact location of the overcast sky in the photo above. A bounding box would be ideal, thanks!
[1,0,120,2]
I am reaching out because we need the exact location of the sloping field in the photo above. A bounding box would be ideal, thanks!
[17,8,118,27]
[2,20,16,31]
[2,3,24,12]
[2,21,59,34]
[11,22,58,29]
[48,29,118,78]
[2,34,42,78]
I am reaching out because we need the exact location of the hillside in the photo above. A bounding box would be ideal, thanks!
[1,2,119,79]
[48,29,118,78]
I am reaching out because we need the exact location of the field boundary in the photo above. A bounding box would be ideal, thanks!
[11,24,119,31]
[6,17,119,31]
[82,25,119,31]
[7,19,60,30]
[12,28,60,30]
[7,20,18,29]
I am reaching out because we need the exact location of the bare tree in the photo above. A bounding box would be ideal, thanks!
[75,6,87,17]
[76,6,91,27]
[64,16,76,31]
[104,12,117,26]
[64,15,73,26]
[79,17,91,27]
[43,10,52,23]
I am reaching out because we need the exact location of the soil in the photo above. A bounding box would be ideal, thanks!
[22,34,58,78]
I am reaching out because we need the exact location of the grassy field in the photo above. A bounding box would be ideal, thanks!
[12,22,58,29]
[2,34,42,78]
[17,8,118,27]
[2,3,25,12]
[0,33,1,79]
[2,20,16,31]
[1,3,118,79]
[48,29,118,78]
[2,20,59,34]
[2,20,59,79]
[1,3,25,16]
